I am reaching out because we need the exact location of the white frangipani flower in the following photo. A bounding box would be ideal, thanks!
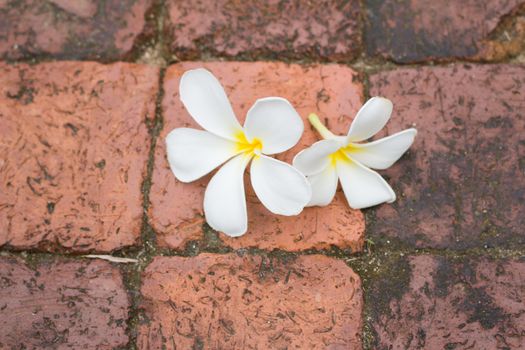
[293,97,416,209]
[166,68,311,237]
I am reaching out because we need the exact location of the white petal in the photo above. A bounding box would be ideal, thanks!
[347,128,417,170]
[166,128,238,182]
[244,97,303,155]
[179,68,242,140]
[204,154,251,237]
[293,139,342,176]
[347,97,393,142]
[336,158,395,209]
[307,165,338,207]
[250,155,311,215]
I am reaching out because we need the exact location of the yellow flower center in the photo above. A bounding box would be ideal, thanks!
[235,131,263,156]
[330,144,362,167]
[330,149,349,167]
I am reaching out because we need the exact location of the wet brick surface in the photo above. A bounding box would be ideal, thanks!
[0,62,158,252]
[138,254,363,349]
[150,61,365,252]
[369,255,525,349]
[368,64,525,250]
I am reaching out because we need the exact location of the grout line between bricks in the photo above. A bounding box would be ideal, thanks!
[3,51,524,71]
[118,61,166,349]
[3,243,524,262]
[359,62,376,350]
[117,2,169,346]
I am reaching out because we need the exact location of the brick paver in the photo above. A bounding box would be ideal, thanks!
[369,255,525,349]
[368,64,525,250]
[166,0,362,60]
[150,61,365,252]
[0,62,158,252]
[138,254,363,349]
[0,0,154,60]
[365,0,525,62]
[0,256,130,349]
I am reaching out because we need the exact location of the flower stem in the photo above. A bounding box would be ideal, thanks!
[308,113,336,140]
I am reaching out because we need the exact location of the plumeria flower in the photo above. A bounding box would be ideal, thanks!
[166,68,311,237]
[293,97,416,209]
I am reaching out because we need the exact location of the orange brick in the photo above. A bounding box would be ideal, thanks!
[0,62,158,252]
[150,61,365,252]
[138,254,363,349]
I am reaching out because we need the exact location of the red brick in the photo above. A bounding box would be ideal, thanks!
[369,64,525,249]
[0,256,130,349]
[138,254,363,349]
[370,255,525,349]
[150,61,365,252]
[0,62,158,252]
[365,0,525,63]
[166,0,362,60]
[0,0,154,60]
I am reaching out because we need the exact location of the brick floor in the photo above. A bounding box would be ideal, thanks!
[0,0,154,60]
[137,254,363,349]
[150,61,365,252]
[368,64,525,250]
[0,62,158,252]
[1,2,525,349]
[166,0,362,60]
[368,255,525,349]
[0,256,130,349]
[365,0,525,62]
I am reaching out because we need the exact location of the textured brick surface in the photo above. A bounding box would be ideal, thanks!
[0,256,130,349]
[166,0,362,60]
[365,0,525,62]
[0,62,158,252]
[150,61,365,251]
[138,254,363,349]
[0,0,153,60]
[369,64,525,249]
[369,255,525,349]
